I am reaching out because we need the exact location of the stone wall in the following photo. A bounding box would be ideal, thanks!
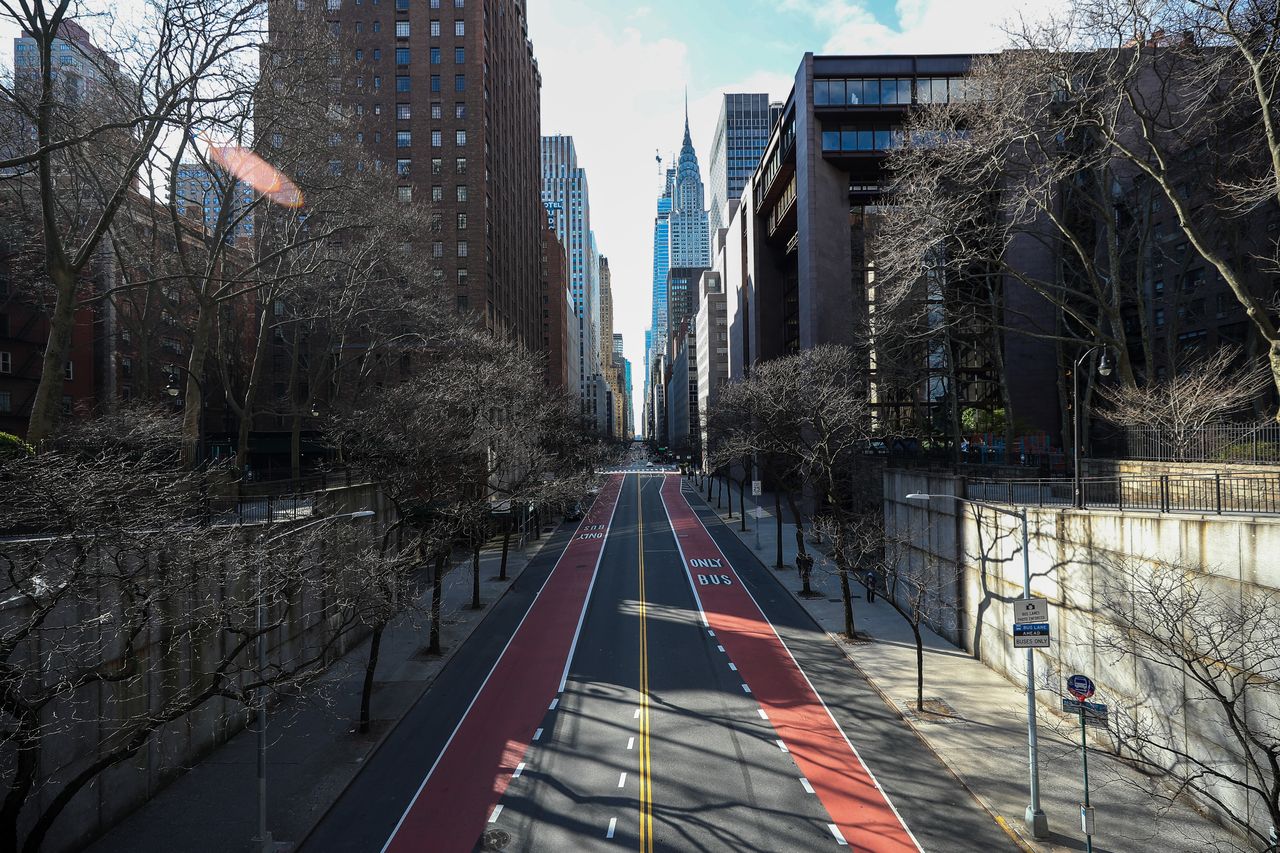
[8,483,393,853]
[883,468,1279,837]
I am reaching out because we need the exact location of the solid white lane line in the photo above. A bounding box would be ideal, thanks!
[549,698,558,710]
[617,772,627,788]
[558,481,626,693]
[828,823,849,846]
[776,739,789,753]
[627,737,635,750]
[633,707,641,719]
[757,709,769,720]
[799,777,815,794]
[513,763,526,778]
[489,805,504,823]
[728,663,738,671]
[741,684,752,694]
[606,817,617,839]
[717,645,725,653]
[533,728,544,741]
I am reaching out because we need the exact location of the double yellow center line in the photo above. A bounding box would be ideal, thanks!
[636,474,654,853]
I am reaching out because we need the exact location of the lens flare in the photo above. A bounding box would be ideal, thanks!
[205,141,304,208]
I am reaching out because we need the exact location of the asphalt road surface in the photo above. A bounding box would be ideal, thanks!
[301,473,1013,852]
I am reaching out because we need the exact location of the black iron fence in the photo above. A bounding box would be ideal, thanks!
[1114,422,1280,464]
[966,472,1280,515]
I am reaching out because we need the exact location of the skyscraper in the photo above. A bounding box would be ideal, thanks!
[541,135,601,421]
[279,0,545,352]
[175,164,256,244]
[707,94,773,240]
[669,107,711,269]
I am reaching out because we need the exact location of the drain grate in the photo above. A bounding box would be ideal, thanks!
[481,828,512,850]
[899,697,962,723]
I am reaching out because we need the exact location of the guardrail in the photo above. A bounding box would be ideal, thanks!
[965,473,1280,515]
[1114,422,1280,464]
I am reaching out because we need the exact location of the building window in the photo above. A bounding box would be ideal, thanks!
[454,20,464,36]
[0,351,10,373]
[396,47,410,65]
[395,0,407,8]
[432,241,444,258]
[431,185,443,201]
[431,157,442,174]
[396,103,411,119]
[457,269,468,287]
[374,103,382,114]
[398,185,413,202]
[372,48,381,60]
[456,185,468,202]
[457,240,468,257]
[431,102,443,118]
[454,47,465,63]
[396,130,411,147]
[431,19,441,36]
[1154,308,1165,326]
[0,390,11,413]
[454,74,465,92]
[355,48,364,60]
[430,47,441,63]
[373,75,382,90]
[455,129,466,145]
[431,129,442,146]
[455,101,466,118]
[372,20,381,31]
[431,75,441,93]
[395,75,410,92]
[396,158,411,175]
[395,20,409,37]
[454,0,463,6]
[457,212,467,229]
[456,157,467,174]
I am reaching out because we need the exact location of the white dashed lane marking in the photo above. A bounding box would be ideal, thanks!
[489,805,504,823]
[532,728,543,741]
[549,698,558,710]
[617,772,627,788]
[606,817,617,839]
[728,663,737,672]
[776,740,789,753]
[741,684,752,694]
[799,777,815,794]
[627,737,635,750]
[512,763,525,778]
[828,823,849,846]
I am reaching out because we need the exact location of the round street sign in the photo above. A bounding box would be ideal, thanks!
[1066,674,1096,701]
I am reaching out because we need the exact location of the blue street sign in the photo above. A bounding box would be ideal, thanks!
[1012,622,1050,648]
[1061,698,1109,727]
[1067,674,1096,701]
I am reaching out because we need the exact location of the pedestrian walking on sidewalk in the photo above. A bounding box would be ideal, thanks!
[864,569,877,603]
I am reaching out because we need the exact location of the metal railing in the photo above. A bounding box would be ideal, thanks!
[1114,422,1280,464]
[966,472,1280,515]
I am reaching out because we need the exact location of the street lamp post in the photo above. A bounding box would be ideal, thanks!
[906,492,1049,839]
[165,364,206,466]
[1072,347,1114,508]
[254,509,375,852]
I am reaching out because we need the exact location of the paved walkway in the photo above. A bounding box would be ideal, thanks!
[692,476,1248,853]
[88,525,566,853]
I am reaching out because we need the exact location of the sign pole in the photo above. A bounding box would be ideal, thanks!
[1081,707,1093,853]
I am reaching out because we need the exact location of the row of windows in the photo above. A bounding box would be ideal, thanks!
[821,124,905,153]
[319,0,464,9]
[396,157,467,175]
[393,129,468,147]
[323,19,465,36]
[352,102,465,120]
[813,76,971,107]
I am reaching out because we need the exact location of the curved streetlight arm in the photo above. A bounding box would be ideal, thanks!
[906,492,1027,522]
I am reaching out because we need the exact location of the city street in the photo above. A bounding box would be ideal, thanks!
[301,473,1011,852]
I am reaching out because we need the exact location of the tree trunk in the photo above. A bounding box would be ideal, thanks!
[739,478,747,531]
[180,297,215,467]
[727,476,734,519]
[359,624,383,734]
[428,554,445,654]
[706,475,712,501]
[785,491,809,564]
[837,558,857,639]
[499,524,511,581]
[236,299,273,472]
[470,540,482,609]
[716,476,723,508]
[774,491,784,569]
[25,264,79,444]
[912,622,925,713]
[0,729,38,853]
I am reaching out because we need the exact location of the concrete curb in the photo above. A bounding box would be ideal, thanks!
[684,484,1039,853]
[290,524,566,852]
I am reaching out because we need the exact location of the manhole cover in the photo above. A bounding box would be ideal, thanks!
[481,828,511,850]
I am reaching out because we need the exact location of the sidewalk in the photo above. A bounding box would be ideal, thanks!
[689,477,1246,853]
[88,523,567,853]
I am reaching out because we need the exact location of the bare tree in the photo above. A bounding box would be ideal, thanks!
[0,0,269,443]
[0,409,384,852]
[1100,346,1272,458]
[1096,554,1279,849]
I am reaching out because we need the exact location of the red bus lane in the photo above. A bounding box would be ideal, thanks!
[382,474,624,853]
[660,475,921,853]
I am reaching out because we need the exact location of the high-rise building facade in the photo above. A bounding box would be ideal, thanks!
[541,134,604,422]
[175,164,256,244]
[290,0,545,353]
[707,94,773,241]
[669,111,711,269]
[695,269,728,469]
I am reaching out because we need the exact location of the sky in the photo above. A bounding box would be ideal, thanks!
[526,0,1059,436]
[2,0,1059,437]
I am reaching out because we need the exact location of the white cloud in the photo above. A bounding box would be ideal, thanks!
[798,0,1067,54]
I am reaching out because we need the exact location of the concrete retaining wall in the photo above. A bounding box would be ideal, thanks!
[884,468,1279,837]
